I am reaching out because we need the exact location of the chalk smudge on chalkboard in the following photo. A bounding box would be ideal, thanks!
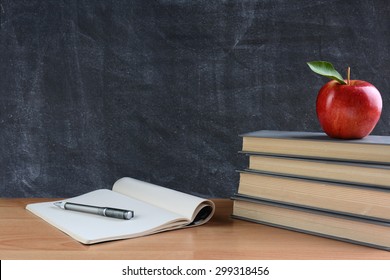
[0,1,4,30]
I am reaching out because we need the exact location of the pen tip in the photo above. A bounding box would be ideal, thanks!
[53,201,63,208]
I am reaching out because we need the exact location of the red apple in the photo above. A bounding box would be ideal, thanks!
[316,80,382,139]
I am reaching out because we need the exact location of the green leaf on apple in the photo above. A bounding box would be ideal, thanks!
[307,61,346,85]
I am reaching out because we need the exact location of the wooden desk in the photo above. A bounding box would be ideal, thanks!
[1,198,389,260]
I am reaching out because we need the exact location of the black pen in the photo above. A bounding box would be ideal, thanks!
[53,201,134,220]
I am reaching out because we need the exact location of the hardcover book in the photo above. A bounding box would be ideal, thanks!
[246,154,390,189]
[232,196,390,251]
[241,130,390,164]
[236,170,390,222]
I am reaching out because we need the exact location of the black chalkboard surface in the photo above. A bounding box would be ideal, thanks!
[0,0,389,198]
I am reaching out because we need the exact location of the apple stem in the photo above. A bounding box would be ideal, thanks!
[347,66,351,85]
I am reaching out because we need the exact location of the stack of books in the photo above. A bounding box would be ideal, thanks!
[232,130,390,250]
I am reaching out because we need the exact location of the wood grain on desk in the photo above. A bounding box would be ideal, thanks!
[1,198,389,260]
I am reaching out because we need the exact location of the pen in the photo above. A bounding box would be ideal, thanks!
[53,201,134,220]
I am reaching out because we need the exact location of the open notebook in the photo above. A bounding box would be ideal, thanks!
[26,177,215,244]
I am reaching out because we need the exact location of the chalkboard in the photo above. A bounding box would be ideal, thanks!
[1,0,389,198]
